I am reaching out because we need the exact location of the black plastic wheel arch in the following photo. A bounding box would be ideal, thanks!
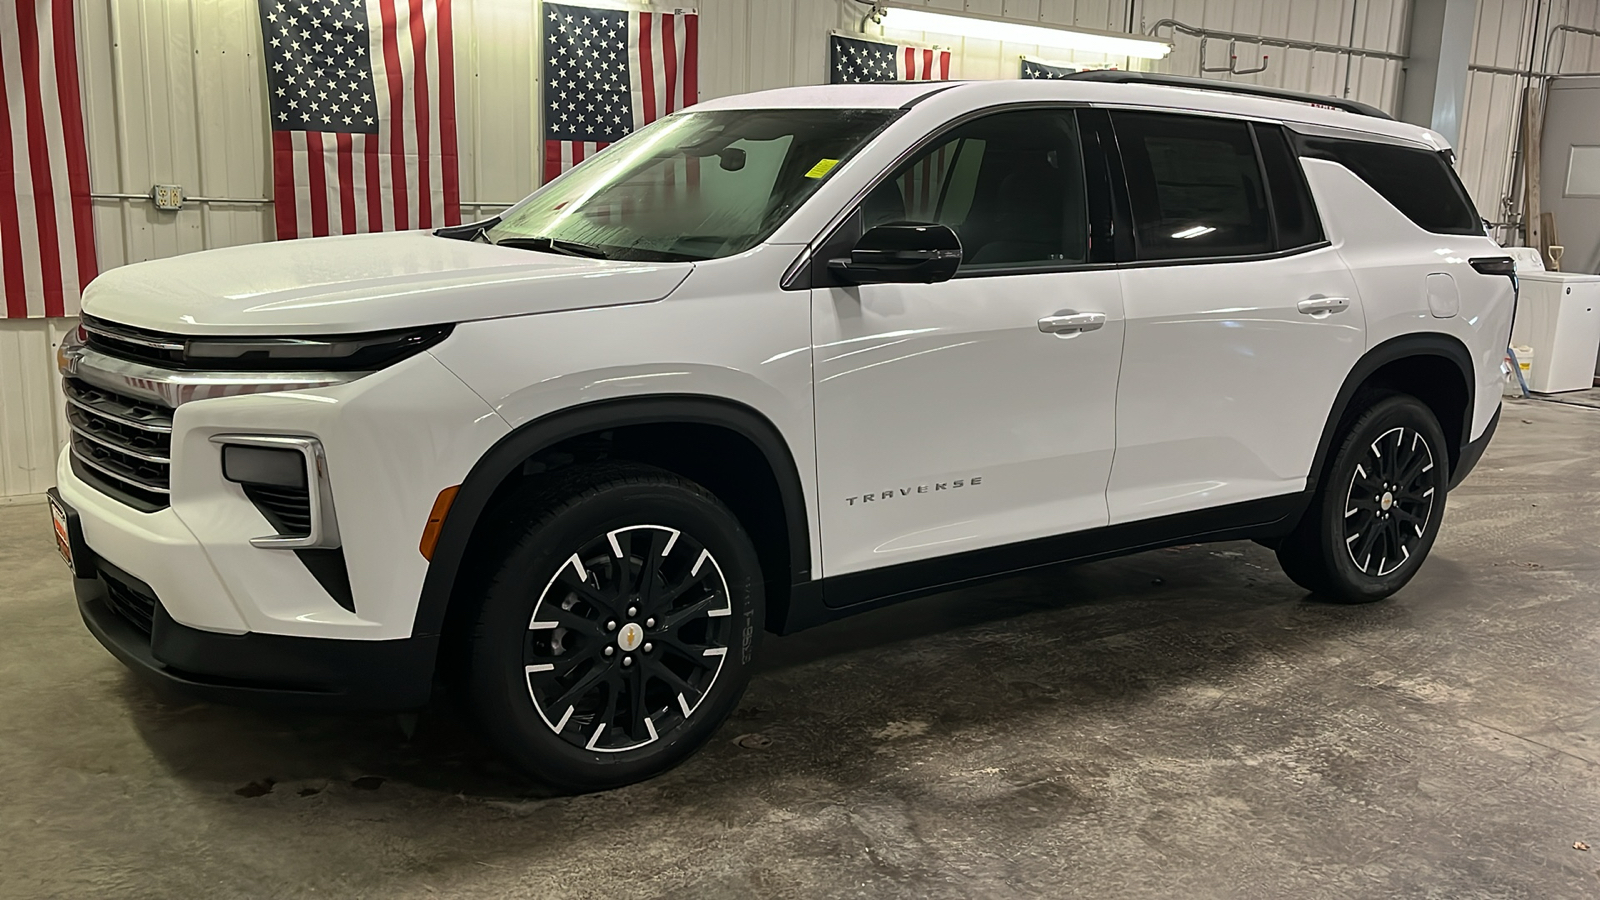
[1306,332,1477,494]
[411,395,812,641]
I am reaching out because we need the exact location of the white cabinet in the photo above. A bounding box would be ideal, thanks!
[1510,272,1600,393]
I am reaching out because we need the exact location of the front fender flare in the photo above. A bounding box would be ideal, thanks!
[410,394,812,639]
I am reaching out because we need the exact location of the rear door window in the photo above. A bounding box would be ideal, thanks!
[1112,111,1274,260]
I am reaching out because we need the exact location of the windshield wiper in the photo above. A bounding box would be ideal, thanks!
[433,217,500,242]
[493,236,611,259]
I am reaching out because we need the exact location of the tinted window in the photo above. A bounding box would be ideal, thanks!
[1295,135,1481,235]
[861,109,1089,269]
[1253,123,1324,249]
[487,109,895,261]
[1113,111,1274,260]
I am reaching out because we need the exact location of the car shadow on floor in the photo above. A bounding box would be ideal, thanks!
[117,539,1451,805]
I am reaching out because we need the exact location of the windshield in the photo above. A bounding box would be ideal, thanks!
[484,108,897,261]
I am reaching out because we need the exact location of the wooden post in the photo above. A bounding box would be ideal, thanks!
[1523,85,1543,255]
[1541,212,1562,271]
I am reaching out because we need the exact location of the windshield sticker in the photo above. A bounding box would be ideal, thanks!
[805,158,840,179]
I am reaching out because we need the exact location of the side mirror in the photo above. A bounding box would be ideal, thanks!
[828,223,962,285]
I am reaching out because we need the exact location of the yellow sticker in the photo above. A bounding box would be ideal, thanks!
[805,158,840,179]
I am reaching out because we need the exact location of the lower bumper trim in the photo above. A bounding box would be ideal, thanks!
[76,566,436,710]
[1450,404,1500,490]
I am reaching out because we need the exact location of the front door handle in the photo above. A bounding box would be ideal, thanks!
[1038,310,1106,335]
[1296,296,1350,316]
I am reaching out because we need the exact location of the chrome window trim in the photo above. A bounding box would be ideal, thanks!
[1280,119,1439,152]
[210,434,342,551]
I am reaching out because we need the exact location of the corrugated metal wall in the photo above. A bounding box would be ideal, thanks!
[1458,0,1600,232]
[1136,0,1410,113]
[0,0,1552,496]
[0,319,73,497]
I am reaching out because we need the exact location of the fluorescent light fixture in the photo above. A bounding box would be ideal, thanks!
[1171,225,1216,239]
[878,6,1172,60]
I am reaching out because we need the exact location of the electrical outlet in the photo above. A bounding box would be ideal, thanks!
[150,184,184,211]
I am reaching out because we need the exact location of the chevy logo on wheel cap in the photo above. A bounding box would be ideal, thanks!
[617,622,644,652]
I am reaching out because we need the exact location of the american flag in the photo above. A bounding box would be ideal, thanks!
[542,2,698,183]
[0,0,96,319]
[829,34,951,84]
[258,0,460,240]
[899,144,950,222]
[1020,58,1079,79]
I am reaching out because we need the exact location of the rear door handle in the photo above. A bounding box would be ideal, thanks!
[1038,310,1106,335]
[1297,296,1350,316]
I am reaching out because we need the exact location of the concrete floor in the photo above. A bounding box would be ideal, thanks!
[3,396,1599,900]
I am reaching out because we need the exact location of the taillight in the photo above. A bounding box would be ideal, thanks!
[1468,256,1516,277]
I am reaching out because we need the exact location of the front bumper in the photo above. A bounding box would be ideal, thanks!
[52,342,511,709]
[74,552,436,709]
[55,347,508,640]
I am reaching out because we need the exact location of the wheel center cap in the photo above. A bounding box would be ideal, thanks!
[1380,491,1394,511]
[617,622,644,652]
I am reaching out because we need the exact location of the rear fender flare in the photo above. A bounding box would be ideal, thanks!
[1307,333,1475,495]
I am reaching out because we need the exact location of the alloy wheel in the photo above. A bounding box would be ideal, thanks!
[1342,425,1437,577]
[522,524,732,753]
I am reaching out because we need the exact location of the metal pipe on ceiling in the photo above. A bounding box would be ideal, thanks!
[1541,23,1600,79]
[1143,17,1405,63]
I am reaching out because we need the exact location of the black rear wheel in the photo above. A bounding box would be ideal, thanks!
[455,463,762,792]
[1277,394,1450,602]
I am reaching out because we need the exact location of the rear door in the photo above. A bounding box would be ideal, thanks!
[1106,111,1364,523]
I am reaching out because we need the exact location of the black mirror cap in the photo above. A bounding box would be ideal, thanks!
[827,223,963,285]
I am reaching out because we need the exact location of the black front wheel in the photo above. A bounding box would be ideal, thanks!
[1277,394,1450,602]
[455,464,762,793]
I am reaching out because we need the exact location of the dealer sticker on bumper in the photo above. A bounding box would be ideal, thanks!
[49,492,74,574]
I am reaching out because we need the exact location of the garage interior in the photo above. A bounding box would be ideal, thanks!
[4,0,1600,897]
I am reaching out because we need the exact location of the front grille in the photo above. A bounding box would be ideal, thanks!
[103,568,158,635]
[242,483,313,536]
[64,377,173,510]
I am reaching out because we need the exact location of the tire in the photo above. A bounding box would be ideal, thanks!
[455,463,763,793]
[1276,393,1450,603]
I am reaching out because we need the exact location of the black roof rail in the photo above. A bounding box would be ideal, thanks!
[1063,70,1394,120]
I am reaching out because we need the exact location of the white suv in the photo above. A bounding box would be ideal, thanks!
[53,73,1514,791]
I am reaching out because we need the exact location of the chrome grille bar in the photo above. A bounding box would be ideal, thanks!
[65,394,173,434]
[63,382,173,433]
[67,420,171,465]
[69,439,172,495]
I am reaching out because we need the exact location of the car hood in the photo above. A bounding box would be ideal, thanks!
[80,231,694,335]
